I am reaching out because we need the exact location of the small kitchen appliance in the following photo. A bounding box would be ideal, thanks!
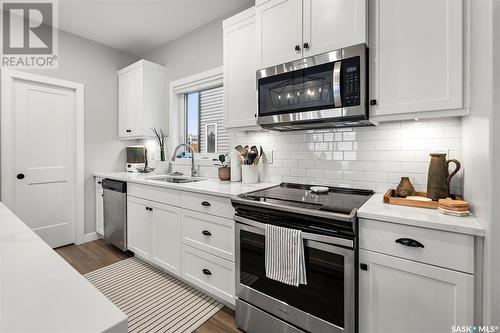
[231,183,373,333]
[256,44,370,130]
[126,145,147,172]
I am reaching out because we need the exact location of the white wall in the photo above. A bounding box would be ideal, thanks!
[235,118,462,193]
[462,0,498,325]
[27,30,139,234]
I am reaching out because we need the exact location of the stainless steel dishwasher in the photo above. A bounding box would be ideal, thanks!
[102,179,127,251]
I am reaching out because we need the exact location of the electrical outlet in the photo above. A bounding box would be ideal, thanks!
[263,150,273,164]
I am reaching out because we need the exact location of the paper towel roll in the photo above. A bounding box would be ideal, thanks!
[230,151,242,182]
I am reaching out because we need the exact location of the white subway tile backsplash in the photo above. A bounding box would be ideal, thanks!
[233,117,463,193]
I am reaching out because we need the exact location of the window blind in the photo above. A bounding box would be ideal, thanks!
[199,86,229,153]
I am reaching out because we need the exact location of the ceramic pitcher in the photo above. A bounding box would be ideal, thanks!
[426,153,461,201]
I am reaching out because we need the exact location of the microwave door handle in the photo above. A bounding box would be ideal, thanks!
[333,61,342,107]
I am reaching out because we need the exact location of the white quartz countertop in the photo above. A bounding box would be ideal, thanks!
[0,202,128,333]
[357,193,485,237]
[94,172,277,198]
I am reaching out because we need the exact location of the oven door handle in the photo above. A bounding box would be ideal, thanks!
[234,215,353,249]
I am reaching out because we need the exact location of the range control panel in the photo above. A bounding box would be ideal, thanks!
[341,56,361,107]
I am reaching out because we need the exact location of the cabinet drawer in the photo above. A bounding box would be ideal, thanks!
[95,177,104,189]
[180,192,234,219]
[182,211,234,261]
[359,219,474,273]
[181,244,235,305]
[128,183,180,206]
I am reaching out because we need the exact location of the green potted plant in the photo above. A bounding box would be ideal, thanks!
[151,127,167,161]
[214,153,230,181]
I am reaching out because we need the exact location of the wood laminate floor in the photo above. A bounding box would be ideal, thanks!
[55,239,242,333]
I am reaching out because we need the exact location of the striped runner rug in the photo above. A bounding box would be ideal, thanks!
[85,257,223,333]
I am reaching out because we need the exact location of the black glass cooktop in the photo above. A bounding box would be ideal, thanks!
[238,183,374,215]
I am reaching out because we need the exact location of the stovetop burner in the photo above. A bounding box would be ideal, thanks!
[238,183,374,215]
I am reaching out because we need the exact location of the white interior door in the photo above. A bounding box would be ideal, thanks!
[8,79,77,248]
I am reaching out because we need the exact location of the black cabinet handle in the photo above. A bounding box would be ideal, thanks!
[294,44,301,51]
[126,129,132,133]
[97,181,102,184]
[145,207,153,211]
[16,173,25,180]
[360,263,368,271]
[370,99,377,105]
[202,230,212,236]
[202,268,212,276]
[303,42,309,49]
[395,238,424,248]
[201,201,211,207]
[254,113,257,118]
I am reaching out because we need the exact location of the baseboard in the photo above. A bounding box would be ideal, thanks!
[82,232,100,243]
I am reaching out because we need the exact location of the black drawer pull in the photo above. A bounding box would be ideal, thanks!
[360,263,368,271]
[145,207,153,211]
[97,181,102,184]
[16,173,25,180]
[126,129,132,133]
[202,230,212,236]
[395,238,424,248]
[201,201,211,207]
[202,268,212,276]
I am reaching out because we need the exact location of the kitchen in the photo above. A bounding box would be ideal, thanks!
[0,0,498,333]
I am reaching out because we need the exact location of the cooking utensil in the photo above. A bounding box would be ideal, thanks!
[246,150,258,165]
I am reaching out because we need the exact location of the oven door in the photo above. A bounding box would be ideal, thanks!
[235,216,355,333]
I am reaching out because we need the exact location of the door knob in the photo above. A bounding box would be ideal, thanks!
[16,173,25,180]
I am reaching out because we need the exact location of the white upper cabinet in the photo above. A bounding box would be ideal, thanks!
[303,0,366,57]
[256,0,367,69]
[223,8,259,129]
[256,0,303,69]
[118,60,165,139]
[368,0,465,121]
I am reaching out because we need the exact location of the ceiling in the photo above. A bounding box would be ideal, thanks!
[58,0,253,56]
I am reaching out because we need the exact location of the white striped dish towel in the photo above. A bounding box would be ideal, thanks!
[265,224,307,287]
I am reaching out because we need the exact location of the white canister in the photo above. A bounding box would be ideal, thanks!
[230,151,242,182]
[242,164,259,184]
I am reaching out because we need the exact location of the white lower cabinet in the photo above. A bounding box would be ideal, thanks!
[181,244,235,305]
[126,186,236,305]
[95,188,104,236]
[127,196,153,259]
[151,201,181,275]
[359,250,473,333]
[358,218,475,333]
[127,195,181,276]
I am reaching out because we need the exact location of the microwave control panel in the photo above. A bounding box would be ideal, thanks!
[342,56,360,107]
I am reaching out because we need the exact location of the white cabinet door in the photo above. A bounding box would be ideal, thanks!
[368,0,463,119]
[303,0,366,57]
[223,8,259,129]
[359,249,473,333]
[95,188,104,235]
[151,201,181,276]
[127,196,152,258]
[118,67,143,138]
[256,0,303,69]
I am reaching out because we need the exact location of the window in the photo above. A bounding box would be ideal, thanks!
[184,86,228,154]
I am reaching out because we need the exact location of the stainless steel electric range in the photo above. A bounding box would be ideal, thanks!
[231,183,374,333]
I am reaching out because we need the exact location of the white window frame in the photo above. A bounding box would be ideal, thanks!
[168,67,223,159]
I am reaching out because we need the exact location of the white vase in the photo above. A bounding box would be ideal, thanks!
[242,165,258,184]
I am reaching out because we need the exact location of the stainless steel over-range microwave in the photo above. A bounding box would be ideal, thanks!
[256,43,370,131]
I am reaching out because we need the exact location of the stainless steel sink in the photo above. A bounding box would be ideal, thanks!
[147,175,206,184]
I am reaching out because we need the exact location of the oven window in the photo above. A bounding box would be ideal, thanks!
[240,230,345,328]
[258,62,335,116]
